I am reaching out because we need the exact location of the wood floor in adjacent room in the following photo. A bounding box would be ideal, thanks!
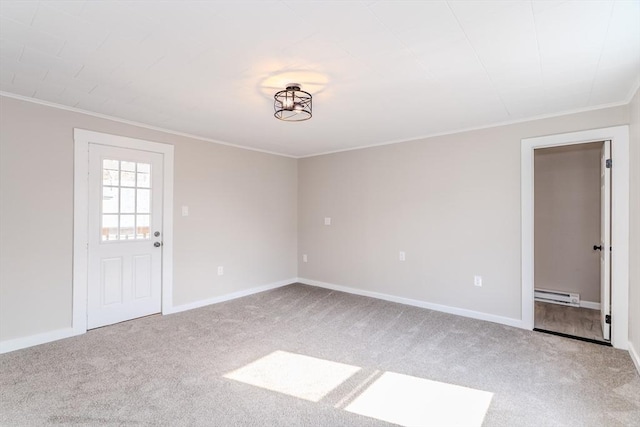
[1,284,638,426]
[534,301,605,342]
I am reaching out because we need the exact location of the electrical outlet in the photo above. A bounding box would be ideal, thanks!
[324,217,331,226]
[399,251,406,261]
[303,254,308,263]
[181,206,189,216]
[474,275,482,287]
[217,266,224,276]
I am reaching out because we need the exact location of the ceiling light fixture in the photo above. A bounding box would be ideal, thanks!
[274,83,312,121]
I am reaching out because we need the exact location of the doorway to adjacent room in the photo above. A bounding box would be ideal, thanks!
[533,141,609,344]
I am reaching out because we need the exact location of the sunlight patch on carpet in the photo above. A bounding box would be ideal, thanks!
[224,350,361,402]
[345,371,493,427]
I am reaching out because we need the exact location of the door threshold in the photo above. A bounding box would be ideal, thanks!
[533,328,612,346]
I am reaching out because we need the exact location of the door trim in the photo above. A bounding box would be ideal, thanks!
[73,129,174,335]
[521,125,629,350]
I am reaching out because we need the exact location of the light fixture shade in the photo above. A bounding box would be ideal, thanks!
[274,84,312,121]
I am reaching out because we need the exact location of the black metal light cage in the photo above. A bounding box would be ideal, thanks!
[274,84,312,121]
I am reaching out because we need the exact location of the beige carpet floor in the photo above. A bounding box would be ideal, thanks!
[1,283,639,426]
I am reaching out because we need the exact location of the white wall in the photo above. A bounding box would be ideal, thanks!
[298,105,629,322]
[534,143,601,303]
[629,87,640,366]
[0,96,298,342]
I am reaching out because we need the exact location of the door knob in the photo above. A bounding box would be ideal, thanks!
[154,242,163,247]
[593,245,602,251]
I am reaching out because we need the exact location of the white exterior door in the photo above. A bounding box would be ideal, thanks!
[600,140,611,341]
[87,144,164,329]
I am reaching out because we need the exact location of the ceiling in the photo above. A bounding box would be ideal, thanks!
[1,1,639,158]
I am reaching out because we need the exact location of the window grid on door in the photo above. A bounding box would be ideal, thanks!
[101,159,152,241]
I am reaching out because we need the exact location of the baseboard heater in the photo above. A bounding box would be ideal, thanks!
[534,289,580,307]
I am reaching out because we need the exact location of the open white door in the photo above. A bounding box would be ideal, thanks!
[87,143,164,329]
[600,140,611,341]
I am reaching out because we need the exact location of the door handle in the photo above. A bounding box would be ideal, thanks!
[154,242,163,248]
[593,245,602,251]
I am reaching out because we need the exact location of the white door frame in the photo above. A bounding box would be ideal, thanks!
[73,129,174,335]
[521,125,629,349]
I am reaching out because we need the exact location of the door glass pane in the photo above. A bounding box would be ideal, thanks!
[101,158,153,242]
[136,215,150,238]
[137,172,150,188]
[121,161,136,171]
[102,214,118,241]
[137,189,150,213]
[102,187,119,214]
[137,162,150,188]
[120,215,135,240]
[121,161,136,187]
[103,160,119,186]
[121,188,135,213]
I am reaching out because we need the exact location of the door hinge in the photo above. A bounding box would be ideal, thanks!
[606,159,612,168]
[605,314,611,324]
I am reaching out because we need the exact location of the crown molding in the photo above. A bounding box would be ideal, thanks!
[0,91,296,159]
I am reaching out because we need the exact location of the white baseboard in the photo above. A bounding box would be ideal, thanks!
[629,341,640,376]
[0,327,79,354]
[166,278,295,314]
[580,300,601,310]
[297,277,524,329]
